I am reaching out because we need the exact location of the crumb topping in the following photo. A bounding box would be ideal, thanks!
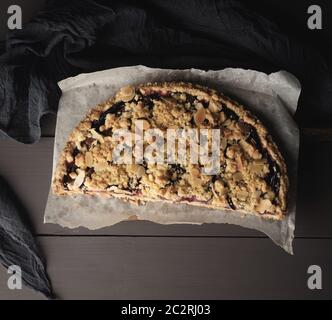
[53,82,288,219]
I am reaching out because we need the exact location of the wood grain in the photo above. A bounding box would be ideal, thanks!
[302,128,332,142]
[0,138,331,238]
[0,237,331,299]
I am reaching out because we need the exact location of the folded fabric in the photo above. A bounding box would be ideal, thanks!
[0,176,53,298]
[0,0,331,143]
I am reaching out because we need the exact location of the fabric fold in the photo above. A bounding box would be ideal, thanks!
[0,176,53,299]
[0,0,331,143]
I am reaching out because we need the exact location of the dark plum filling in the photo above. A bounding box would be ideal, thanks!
[63,175,72,190]
[201,100,209,108]
[265,157,281,196]
[244,125,281,195]
[144,92,162,100]
[127,177,141,192]
[86,167,95,178]
[227,196,236,210]
[104,101,126,116]
[167,164,186,185]
[186,94,197,104]
[169,164,186,175]
[91,101,125,132]
[63,161,78,189]
[81,137,95,148]
[67,162,77,173]
[178,196,209,204]
[141,93,160,110]
[246,128,262,150]
[91,120,101,132]
[221,104,239,121]
[72,147,80,157]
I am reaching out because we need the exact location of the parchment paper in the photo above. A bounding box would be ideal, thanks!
[44,66,300,254]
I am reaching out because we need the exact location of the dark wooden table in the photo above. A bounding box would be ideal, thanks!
[0,1,331,300]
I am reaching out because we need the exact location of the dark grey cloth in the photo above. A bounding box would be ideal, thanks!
[0,0,332,143]
[0,176,53,298]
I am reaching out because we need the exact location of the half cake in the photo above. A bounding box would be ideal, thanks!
[52,82,288,220]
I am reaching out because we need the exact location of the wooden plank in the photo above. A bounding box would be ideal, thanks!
[302,128,332,142]
[296,138,332,237]
[0,137,332,237]
[0,237,331,299]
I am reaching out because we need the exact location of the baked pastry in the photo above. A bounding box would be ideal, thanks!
[52,82,288,220]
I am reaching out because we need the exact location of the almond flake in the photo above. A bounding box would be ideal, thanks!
[74,170,85,188]
[119,85,135,102]
[90,129,104,144]
[194,108,206,125]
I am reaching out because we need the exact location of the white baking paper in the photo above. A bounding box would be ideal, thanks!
[44,66,300,254]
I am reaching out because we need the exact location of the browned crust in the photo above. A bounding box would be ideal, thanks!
[52,82,289,220]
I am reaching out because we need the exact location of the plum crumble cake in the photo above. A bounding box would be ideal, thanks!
[52,82,288,220]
